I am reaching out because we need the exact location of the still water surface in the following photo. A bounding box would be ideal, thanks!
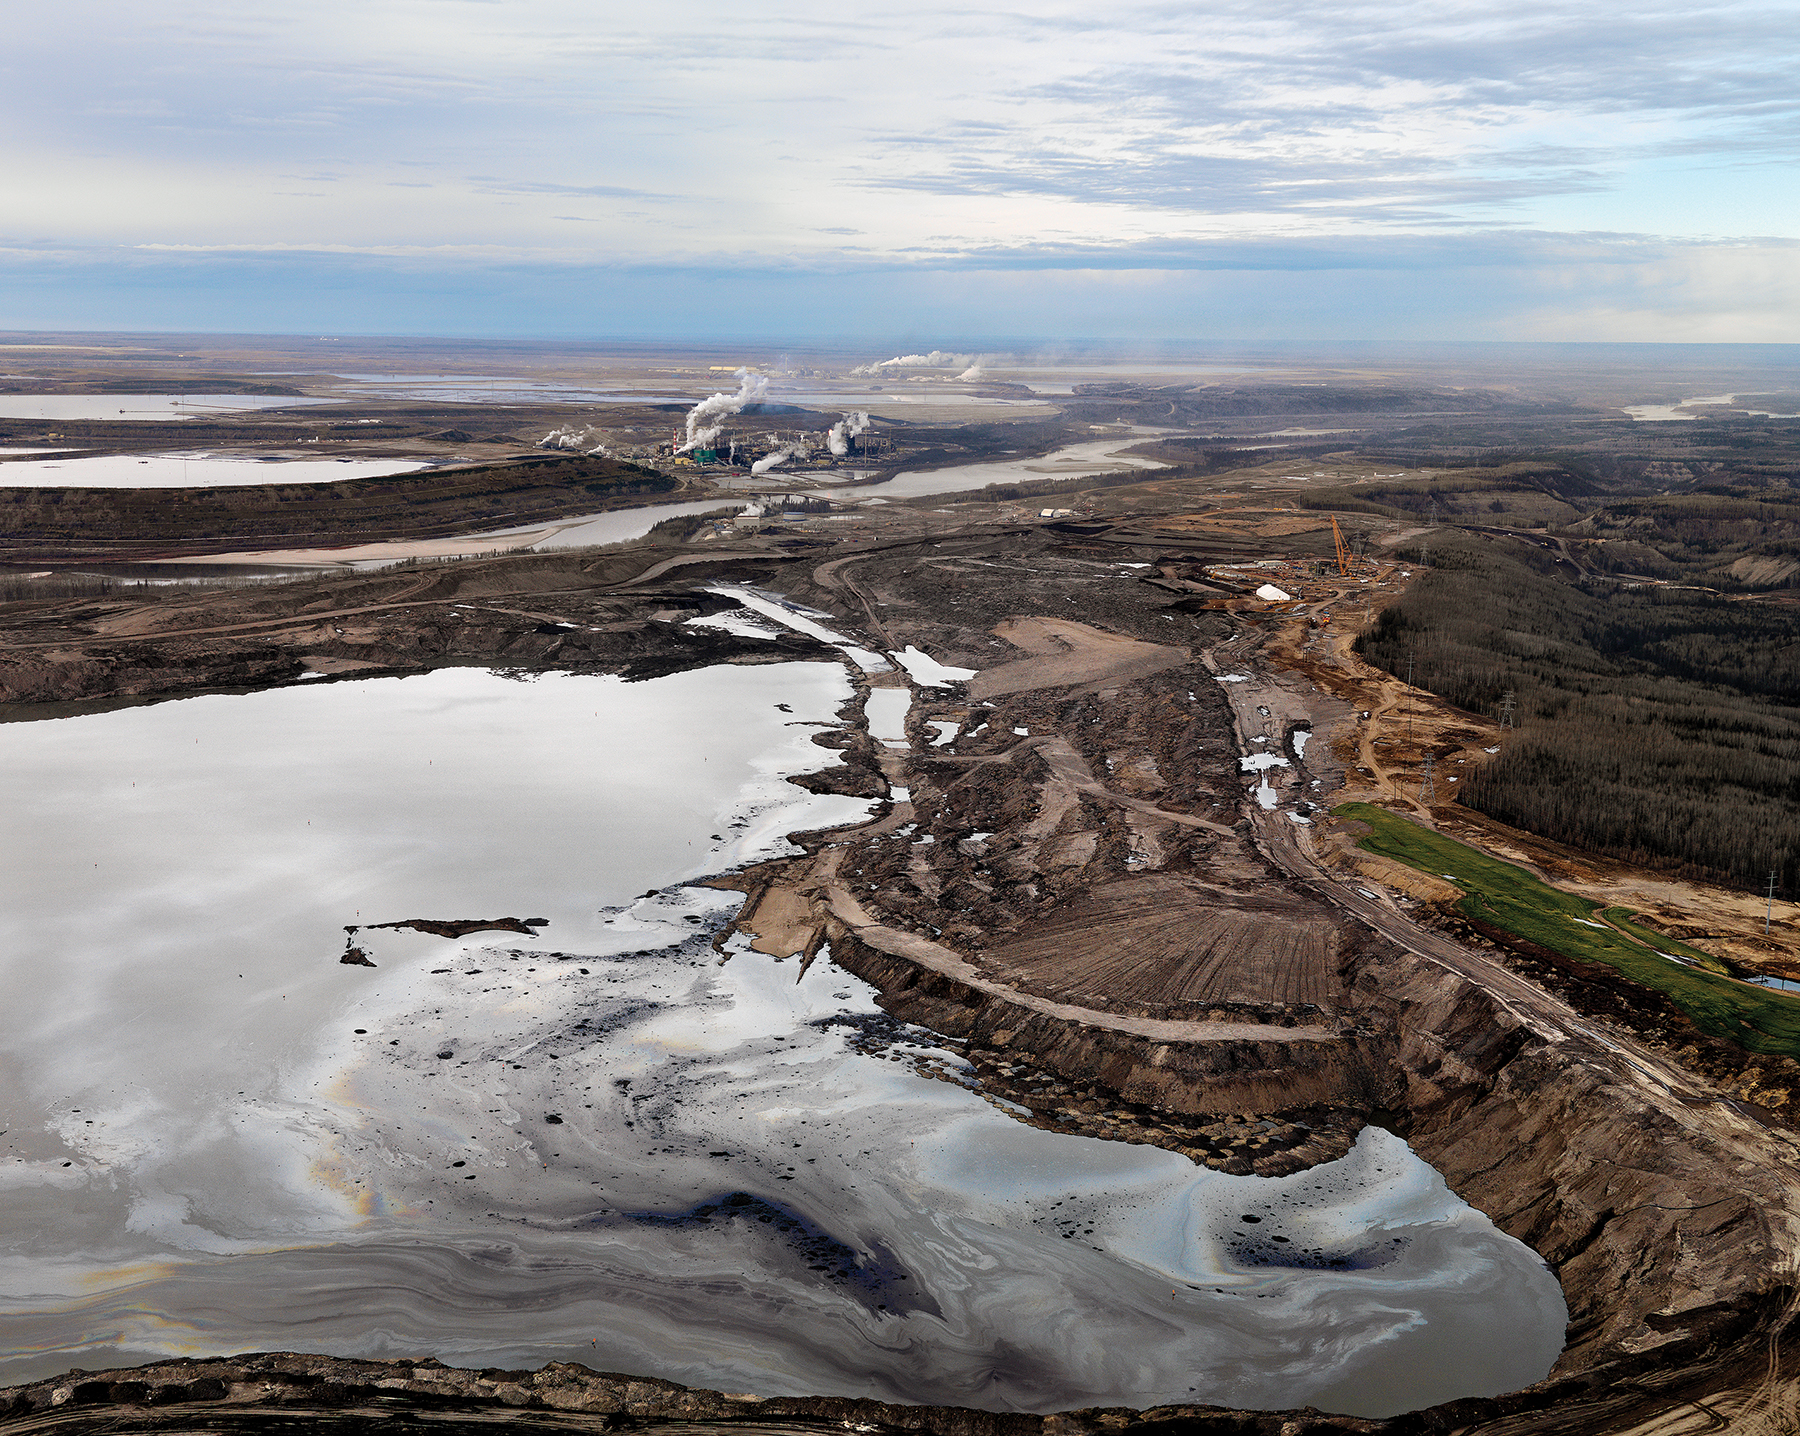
[0,453,429,488]
[0,665,1565,1414]
[0,395,342,421]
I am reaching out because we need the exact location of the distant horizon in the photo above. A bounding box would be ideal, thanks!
[6,329,1800,357]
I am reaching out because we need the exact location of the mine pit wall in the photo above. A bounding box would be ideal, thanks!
[832,920,1799,1420]
[827,929,1397,1120]
[1352,935,1800,1415]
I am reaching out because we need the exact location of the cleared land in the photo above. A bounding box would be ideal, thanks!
[979,875,1342,1010]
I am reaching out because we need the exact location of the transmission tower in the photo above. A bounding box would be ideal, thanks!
[1420,752,1437,804]
[1499,691,1516,730]
[1770,870,1781,936]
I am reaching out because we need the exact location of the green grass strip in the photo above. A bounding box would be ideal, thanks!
[1334,802,1800,1058]
[1596,907,1726,973]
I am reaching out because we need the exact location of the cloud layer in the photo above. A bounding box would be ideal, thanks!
[1,0,1794,337]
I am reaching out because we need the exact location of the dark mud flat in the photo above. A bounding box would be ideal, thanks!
[1,1353,1352,1434]
[3,512,1799,1434]
[0,452,681,562]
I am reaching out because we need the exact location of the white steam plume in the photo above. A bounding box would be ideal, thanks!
[679,369,768,452]
[826,411,870,457]
[852,350,969,374]
[886,350,968,368]
[956,363,984,381]
[752,438,808,474]
[539,425,614,457]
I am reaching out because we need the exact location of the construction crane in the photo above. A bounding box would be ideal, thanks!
[1331,516,1353,577]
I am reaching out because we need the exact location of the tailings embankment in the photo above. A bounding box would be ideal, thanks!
[825,927,1396,1122]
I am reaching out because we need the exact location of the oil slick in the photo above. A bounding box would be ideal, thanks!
[0,664,1564,1416]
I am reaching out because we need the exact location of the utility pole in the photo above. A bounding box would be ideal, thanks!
[1420,752,1436,804]
[1770,870,1781,936]
[1499,691,1516,730]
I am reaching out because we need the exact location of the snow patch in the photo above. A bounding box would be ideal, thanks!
[1239,753,1291,773]
[686,608,780,641]
[707,584,891,672]
[891,646,977,687]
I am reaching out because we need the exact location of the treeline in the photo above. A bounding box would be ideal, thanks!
[1296,461,1611,528]
[1573,488,1800,587]
[1357,531,1800,894]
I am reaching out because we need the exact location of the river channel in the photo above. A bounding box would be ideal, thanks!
[146,436,1173,573]
[0,657,1565,1416]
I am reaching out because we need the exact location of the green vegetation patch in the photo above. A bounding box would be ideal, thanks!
[1596,906,1723,971]
[1335,801,1800,1057]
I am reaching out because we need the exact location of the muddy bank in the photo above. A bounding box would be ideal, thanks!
[0,453,682,560]
[4,1314,1793,1436]
[0,548,835,712]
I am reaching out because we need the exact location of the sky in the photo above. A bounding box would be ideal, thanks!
[1,0,1796,341]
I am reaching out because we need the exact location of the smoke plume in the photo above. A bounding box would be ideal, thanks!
[539,425,614,457]
[826,410,870,457]
[752,438,808,474]
[680,369,768,452]
[851,350,970,375]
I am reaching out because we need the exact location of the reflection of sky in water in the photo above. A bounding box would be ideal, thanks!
[867,436,1169,499]
[0,395,342,421]
[0,452,429,488]
[0,666,1563,1416]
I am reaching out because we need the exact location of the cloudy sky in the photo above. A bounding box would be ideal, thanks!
[2,0,1796,340]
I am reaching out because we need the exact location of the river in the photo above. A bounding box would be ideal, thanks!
[146,436,1172,573]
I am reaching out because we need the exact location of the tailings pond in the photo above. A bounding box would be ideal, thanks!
[0,453,430,488]
[0,395,343,422]
[0,662,1565,1417]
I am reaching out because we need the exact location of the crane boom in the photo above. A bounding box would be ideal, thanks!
[1331,516,1353,577]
